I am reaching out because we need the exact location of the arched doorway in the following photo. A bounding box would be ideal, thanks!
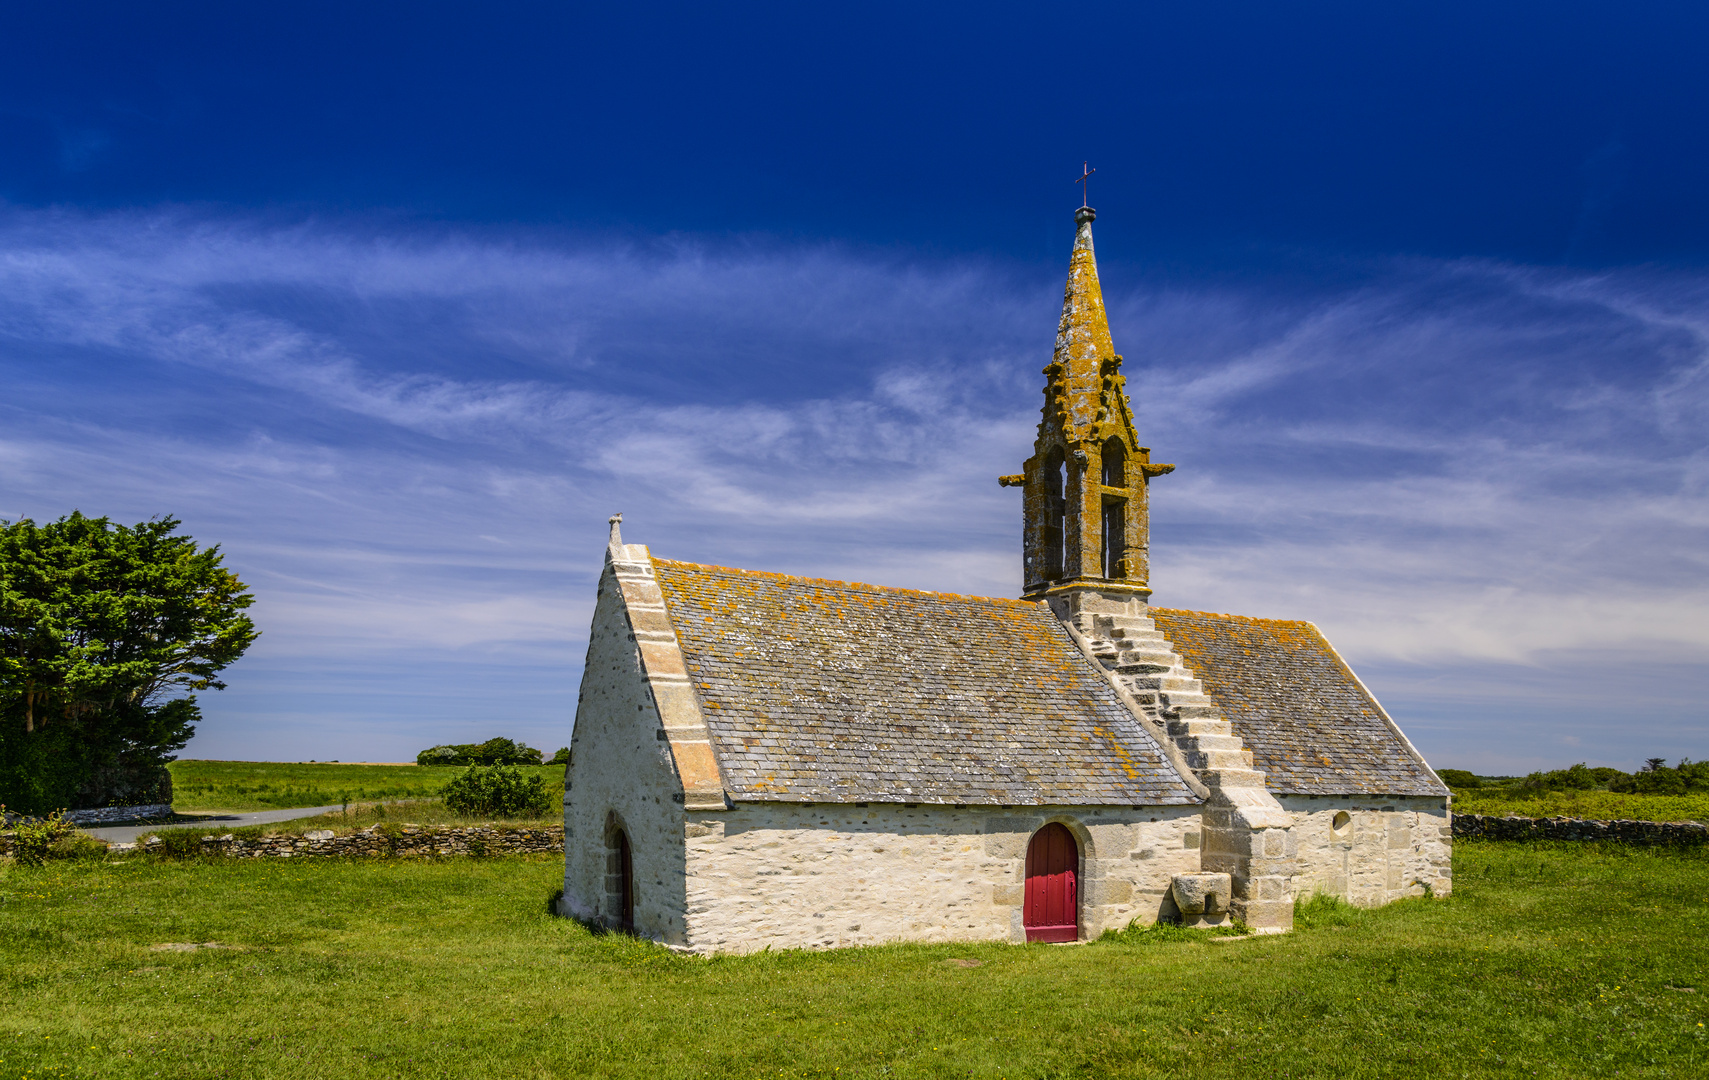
[1024,823,1079,942]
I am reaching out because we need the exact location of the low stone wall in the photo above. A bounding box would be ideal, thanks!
[171,823,565,858]
[3,823,565,859]
[64,803,174,826]
[1452,813,1708,845]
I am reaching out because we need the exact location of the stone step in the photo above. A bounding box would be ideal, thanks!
[1173,734,1245,752]
[1185,749,1254,770]
[1168,718,1233,737]
[1163,703,1222,720]
[1103,619,1160,635]
[1112,643,1178,661]
[1196,767,1270,788]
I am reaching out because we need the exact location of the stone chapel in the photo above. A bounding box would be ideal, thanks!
[558,204,1451,952]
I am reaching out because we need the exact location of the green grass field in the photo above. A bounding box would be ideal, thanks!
[166,760,564,812]
[1,841,1705,1079]
[1449,788,1709,822]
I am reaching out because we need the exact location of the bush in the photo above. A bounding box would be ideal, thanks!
[1437,769,1480,789]
[1610,759,1709,796]
[415,737,545,767]
[7,809,72,866]
[441,765,552,818]
[1518,763,1600,793]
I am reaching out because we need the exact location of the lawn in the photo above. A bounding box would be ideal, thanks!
[165,760,565,812]
[1450,788,1709,823]
[1,842,1705,1078]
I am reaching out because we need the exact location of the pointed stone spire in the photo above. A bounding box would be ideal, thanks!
[607,514,624,549]
[1050,206,1118,437]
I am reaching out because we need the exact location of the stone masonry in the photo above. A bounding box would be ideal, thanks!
[1050,587,1296,931]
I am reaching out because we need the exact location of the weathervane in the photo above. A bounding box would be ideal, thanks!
[1076,161,1095,208]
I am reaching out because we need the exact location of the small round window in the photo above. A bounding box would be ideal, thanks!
[1331,811,1352,837]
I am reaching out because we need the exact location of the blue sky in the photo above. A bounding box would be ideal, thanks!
[1,2,1705,772]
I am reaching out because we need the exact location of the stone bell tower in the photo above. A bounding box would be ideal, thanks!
[1000,204,1173,623]
[1002,202,1297,933]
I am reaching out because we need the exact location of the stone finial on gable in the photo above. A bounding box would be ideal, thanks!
[607,513,623,549]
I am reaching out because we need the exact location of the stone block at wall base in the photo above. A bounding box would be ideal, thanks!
[1170,872,1231,915]
[1232,900,1294,932]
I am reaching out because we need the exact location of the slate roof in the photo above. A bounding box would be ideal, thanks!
[652,560,1201,806]
[1148,609,1448,797]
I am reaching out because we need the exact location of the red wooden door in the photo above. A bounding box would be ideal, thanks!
[1024,823,1079,942]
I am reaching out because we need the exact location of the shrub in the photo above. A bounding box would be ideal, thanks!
[1518,763,1599,793]
[441,765,552,818]
[416,737,545,767]
[1437,769,1480,789]
[49,831,110,861]
[139,828,214,859]
[8,809,72,866]
[1609,759,1709,796]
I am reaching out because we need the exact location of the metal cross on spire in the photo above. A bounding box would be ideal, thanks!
[1076,161,1095,208]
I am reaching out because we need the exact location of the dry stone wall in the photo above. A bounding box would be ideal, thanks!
[1452,814,1708,845]
[118,824,563,858]
[64,804,174,826]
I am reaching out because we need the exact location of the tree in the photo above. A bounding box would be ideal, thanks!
[1,513,257,813]
[415,737,545,767]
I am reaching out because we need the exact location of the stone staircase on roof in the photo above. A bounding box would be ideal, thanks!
[1061,605,1297,932]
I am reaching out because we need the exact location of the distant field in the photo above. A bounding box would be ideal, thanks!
[166,760,565,812]
[1,842,1705,1078]
[1450,789,1709,823]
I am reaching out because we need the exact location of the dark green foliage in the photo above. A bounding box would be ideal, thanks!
[548,746,570,765]
[1437,768,1480,788]
[1610,759,1709,795]
[6,810,70,866]
[415,737,544,767]
[440,765,552,817]
[1518,762,1601,792]
[0,513,256,813]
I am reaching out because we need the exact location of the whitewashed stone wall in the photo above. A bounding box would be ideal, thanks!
[560,549,692,945]
[679,802,1202,954]
[1277,795,1451,905]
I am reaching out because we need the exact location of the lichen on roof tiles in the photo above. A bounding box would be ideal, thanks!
[652,559,1200,806]
[1148,608,1447,797]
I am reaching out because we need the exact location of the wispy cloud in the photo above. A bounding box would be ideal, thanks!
[1,208,1704,769]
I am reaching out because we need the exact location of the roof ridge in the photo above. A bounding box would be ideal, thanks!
[1150,606,1315,627]
[651,557,1043,608]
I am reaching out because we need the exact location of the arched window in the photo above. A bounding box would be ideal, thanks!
[606,820,635,931]
[1100,438,1127,579]
[1101,437,1126,488]
[1042,447,1067,580]
[1023,823,1079,942]
[1102,499,1126,579]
